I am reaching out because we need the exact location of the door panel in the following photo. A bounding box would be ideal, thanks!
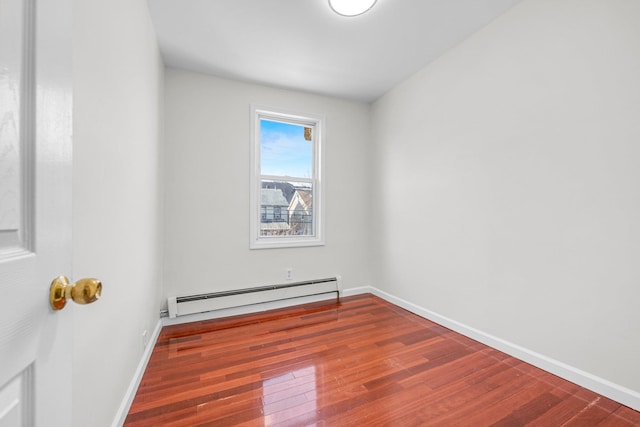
[0,0,32,254]
[0,368,31,427]
[0,0,73,425]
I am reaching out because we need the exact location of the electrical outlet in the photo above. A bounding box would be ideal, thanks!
[142,329,149,349]
[286,268,293,281]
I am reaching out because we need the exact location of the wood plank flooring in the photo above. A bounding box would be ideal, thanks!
[124,294,640,426]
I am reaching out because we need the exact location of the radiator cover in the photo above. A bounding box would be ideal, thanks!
[167,277,342,318]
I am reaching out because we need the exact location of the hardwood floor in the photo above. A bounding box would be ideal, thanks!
[124,294,640,426]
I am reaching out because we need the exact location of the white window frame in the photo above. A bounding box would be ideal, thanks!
[250,105,325,249]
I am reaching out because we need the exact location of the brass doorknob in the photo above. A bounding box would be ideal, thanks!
[49,276,102,311]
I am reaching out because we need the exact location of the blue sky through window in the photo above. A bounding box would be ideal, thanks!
[260,119,312,178]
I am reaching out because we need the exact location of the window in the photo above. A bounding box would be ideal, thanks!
[250,106,324,249]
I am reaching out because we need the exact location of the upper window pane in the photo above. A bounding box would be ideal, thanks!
[260,119,313,178]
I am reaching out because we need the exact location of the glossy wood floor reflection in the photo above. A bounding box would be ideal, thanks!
[124,294,640,426]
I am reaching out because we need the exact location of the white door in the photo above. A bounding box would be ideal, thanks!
[0,0,74,425]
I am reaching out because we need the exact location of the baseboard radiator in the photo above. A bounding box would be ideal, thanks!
[167,276,342,319]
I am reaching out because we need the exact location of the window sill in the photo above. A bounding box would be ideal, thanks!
[250,237,325,250]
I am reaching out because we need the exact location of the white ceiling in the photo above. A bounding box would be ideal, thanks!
[147,0,524,102]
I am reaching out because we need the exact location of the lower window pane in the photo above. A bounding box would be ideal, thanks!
[260,180,313,237]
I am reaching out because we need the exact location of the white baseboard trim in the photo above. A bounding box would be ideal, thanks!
[342,286,372,297]
[111,319,163,427]
[346,285,640,411]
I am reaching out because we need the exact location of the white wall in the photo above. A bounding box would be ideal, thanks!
[72,0,164,425]
[163,69,371,300]
[371,0,640,396]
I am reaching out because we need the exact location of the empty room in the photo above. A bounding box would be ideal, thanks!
[1,0,639,426]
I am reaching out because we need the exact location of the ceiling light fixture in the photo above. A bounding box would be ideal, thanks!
[328,0,377,17]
